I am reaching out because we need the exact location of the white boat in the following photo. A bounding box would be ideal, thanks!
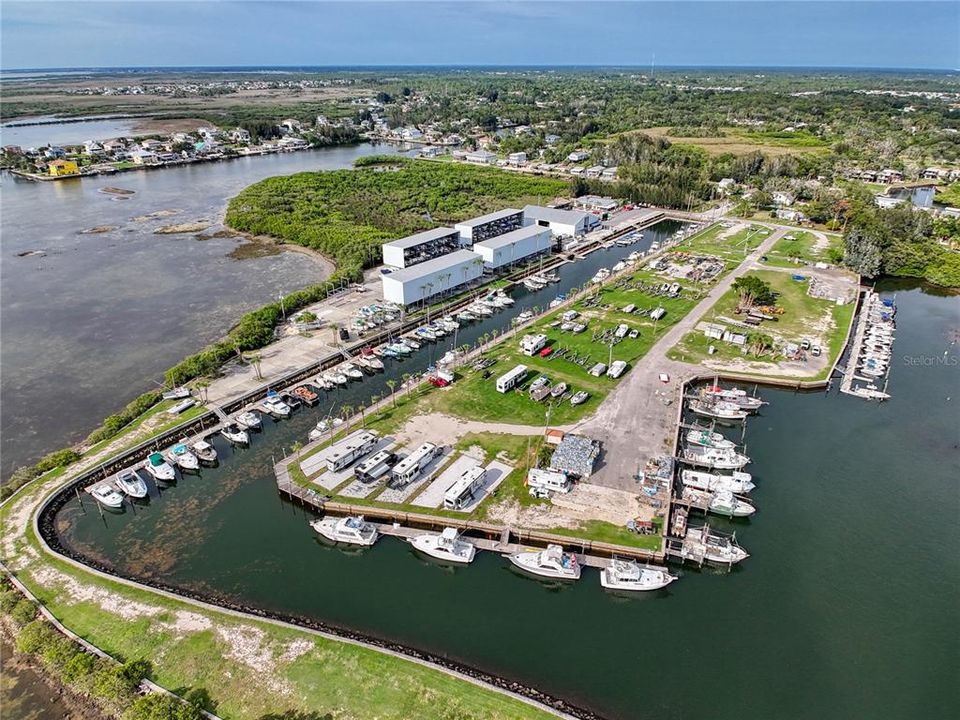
[313,376,333,390]
[701,385,765,411]
[401,337,422,350]
[507,544,581,581]
[359,355,384,371]
[91,484,125,508]
[708,490,756,518]
[550,382,568,398]
[115,469,148,498]
[416,327,438,341]
[221,423,249,445]
[456,310,476,322]
[682,445,750,470]
[523,277,546,291]
[495,291,515,306]
[166,443,200,472]
[236,411,261,430]
[143,452,176,482]
[600,558,676,592]
[440,317,460,330]
[517,310,534,322]
[685,429,736,450]
[470,303,494,317]
[388,342,413,355]
[689,399,748,421]
[570,390,589,405]
[321,371,342,386]
[310,515,378,546]
[612,261,627,272]
[191,439,218,465]
[263,396,291,416]
[308,418,332,441]
[409,528,476,564]
[686,526,750,565]
[341,363,364,380]
[682,468,754,494]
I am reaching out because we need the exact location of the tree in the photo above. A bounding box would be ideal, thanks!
[747,333,775,358]
[843,224,884,277]
[386,379,397,407]
[732,275,774,307]
[125,694,204,720]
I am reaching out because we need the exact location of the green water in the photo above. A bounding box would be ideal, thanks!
[55,281,959,719]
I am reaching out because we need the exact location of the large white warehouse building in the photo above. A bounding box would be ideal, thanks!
[523,205,592,238]
[455,208,524,246]
[472,225,552,270]
[381,250,484,306]
[381,227,461,268]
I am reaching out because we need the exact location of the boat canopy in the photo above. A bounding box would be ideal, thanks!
[173,443,187,454]
[148,452,164,466]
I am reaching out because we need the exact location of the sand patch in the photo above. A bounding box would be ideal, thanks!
[154,221,211,235]
[215,625,291,694]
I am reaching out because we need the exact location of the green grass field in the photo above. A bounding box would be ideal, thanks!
[761,230,843,268]
[667,269,855,378]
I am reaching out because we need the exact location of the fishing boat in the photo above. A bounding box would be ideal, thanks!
[191,440,218,465]
[708,490,756,518]
[409,528,476,564]
[494,290,515,306]
[550,382,568,398]
[686,526,749,565]
[682,445,750,470]
[439,317,460,331]
[330,371,350,385]
[685,429,736,451]
[262,396,291,417]
[362,355,385,371]
[700,385,765,411]
[313,376,333,390]
[143,452,176,482]
[507,544,581,581]
[341,363,364,380]
[321,372,341,387]
[523,277,546,291]
[681,469,755,494]
[416,327,438,341]
[115,469,148,498]
[401,336,422,350]
[600,558,676,592]
[516,310,534,322]
[166,443,200,472]
[91,484,125,508]
[161,387,191,401]
[570,390,589,405]
[387,342,413,356]
[456,310,476,323]
[310,515,378,546]
[688,399,748,421]
[221,423,249,445]
[470,303,494,317]
[236,411,261,430]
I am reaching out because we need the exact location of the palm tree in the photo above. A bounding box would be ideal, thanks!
[340,404,353,429]
[291,440,303,458]
[195,379,210,404]
[386,379,397,407]
[243,352,263,380]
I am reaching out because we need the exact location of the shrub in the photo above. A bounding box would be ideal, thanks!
[41,633,81,671]
[125,694,205,720]
[34,448,82,474]
[62,651,97,684]
[10,597,38,626]
[0,588,22,614]
[15,619,57,653]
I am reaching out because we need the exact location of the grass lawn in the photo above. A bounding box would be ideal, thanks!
[426,268,702,426]
[547,518,663,552]
[762,230,842,268]
[637,127,828,157]
[667,269,855,379]
[672,223,770,264]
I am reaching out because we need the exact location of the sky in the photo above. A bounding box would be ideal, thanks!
[2,1,958,71]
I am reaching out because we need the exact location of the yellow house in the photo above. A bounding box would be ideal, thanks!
[48,159,79,177]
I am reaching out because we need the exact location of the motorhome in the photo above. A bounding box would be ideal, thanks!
[443,466,487,510]
[496,364,528,393]
[526,468,571,494]
[390,443,440,485]
[325,431,379,473]
[354,449,396,483]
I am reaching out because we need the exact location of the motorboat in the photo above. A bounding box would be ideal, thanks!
[708,490,756,518]
[494,291,515,306]
[507,544,581,581]
[416,327,438,341]
[143,452,176,482]
[401,336,422,350]
[439,317,460,331]
[115,469,148,498]
[682,445,750,470]
[612,261,627,273]
[166,443,200,472]
[310,515,379,546]
[292,385,319,405]
[570,391,589,406]
[516,310,534,322]
[550,382,568,398]
[221,423,249,445]
[456,310,476,322]
[387,342,413,356]
[91,484,125,508]
[236,411,262,430]
[313,376,333,390]
[688,399,748,422]
[308,417,335,441]
[529,376,550,393]
[191,439,218,465]
[470,303,493,317]
[600,558,676,592]
[681,469,754,494]
[685,429,736,451]
[341,363,364,380]
[321,371,343,386]
[262,396,291,417]
[359,355,384,372]
[409,528,476,564]
[523,277,546,291]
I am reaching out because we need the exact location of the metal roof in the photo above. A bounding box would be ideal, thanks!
[383,249,482,283]
[383,227,460,250]
[455,208,522,228]
[472,225,550,251]
[522,204,590,225]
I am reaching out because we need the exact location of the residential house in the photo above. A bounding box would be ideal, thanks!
[131,150,159,165]
[229,128,251,143]
[772,191,795,206]
[400,127,423,140]
[601,167,618,181]
[717,177,737,194]
[279,118,302,134]
[316,115,330,127]
[464,149,497,164]
[776,208,806,223]
[877,168,903,184]
[507,151,527,166]
[103,139,126,154]
[47,159,79,177]
[544,134,561,145]
[140,139,164,152]
[44,146,66,159]
[82,140,103,155]
[567,150,590,163]
[585,165,605,178]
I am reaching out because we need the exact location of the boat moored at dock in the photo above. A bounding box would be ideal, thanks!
[236,411,262,430]
[682,444,750,470]
[310,515,379,546]
[221,423,249,445]
[143,452,176,482]
[685,428,736,451]
[507,544,581,581]
[409,528,477,564]
[708,490,756,518]
[689,399,749,422]
[166,443,200,472]
[191,440,218,465]
[115,469,148,498]
[681,468,755,494]
[91,484,125,508]
[600,558,676,592]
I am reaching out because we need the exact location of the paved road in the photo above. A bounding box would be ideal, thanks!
[576,225,787,489]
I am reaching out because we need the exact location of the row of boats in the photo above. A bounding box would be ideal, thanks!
[849,293,896,400]
[688,384,766,422]
[588,251,646,285]
[310,516,676,591]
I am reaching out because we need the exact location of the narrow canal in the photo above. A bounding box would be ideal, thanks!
[52,265,960,720]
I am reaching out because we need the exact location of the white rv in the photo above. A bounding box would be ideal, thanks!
[325,431,379,472]
[496,364,528,393]
[390,443,439,486]
[527,468,572,494]
[443,466,487,510]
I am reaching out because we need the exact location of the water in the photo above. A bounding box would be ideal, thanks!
[0,115,142,149]
[53,279,960,719]
[0,142,409,471]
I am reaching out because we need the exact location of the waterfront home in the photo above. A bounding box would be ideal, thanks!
[280,118,302,133]
[83,140,103,154]
[465,149,497,164]
[131,149,159,165]
[507,151,527,166]
[44,146,66,159]
[400,127,423,140]
[772,191,795,206]
[47,159,79,176]
[103,139,126,153]
[140,138,164,152]
[877,168,904,184]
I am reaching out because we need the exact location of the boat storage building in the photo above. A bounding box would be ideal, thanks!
[380,249,484,306]
[382,227,462,269]
[472,225,552,270]
[455,208,524,246]
[523,205,591,238]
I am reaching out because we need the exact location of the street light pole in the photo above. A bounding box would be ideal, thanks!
[278,293,286,320]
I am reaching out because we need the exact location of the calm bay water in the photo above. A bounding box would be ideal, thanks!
[0,142,408,472]
[55,279,960,720]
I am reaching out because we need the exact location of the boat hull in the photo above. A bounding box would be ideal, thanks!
[507,553,580,581]
[600,568,675,592]
[410,536,476,564]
